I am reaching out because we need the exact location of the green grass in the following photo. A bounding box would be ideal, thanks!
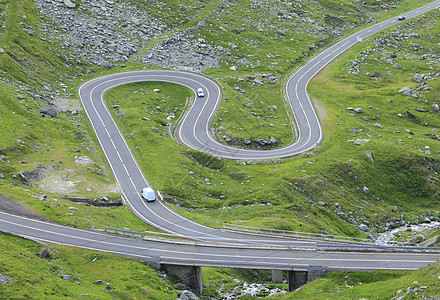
[0,232,177,299]
[272,262,440,299]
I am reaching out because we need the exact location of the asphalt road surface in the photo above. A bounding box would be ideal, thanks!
[2,211,440,271]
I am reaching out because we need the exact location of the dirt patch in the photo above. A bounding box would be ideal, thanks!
[51,96,82,112]
[74,156,93,165]
[37,168,120,195]
[0,194,51,222]
[37,170,80,194]
[19,164,51,186]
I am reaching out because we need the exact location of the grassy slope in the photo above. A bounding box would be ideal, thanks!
[199,0,434,148]
[0,233,177,299]
[273,264,440,299]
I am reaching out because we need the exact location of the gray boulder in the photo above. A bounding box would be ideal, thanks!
[406,111,416,119]
[373,123,383,129]
[365,150,374,165]
[63,0,76,8]
[411,73,424,83]
[398,86,420,98]
[39,108,57,117]
[0,273,13,285]
[39,245,50,259]
[354,139,370,145]
[62,275,73,282]
[359,224,368,231]
[178,290,199,300]
[256,139,270,146]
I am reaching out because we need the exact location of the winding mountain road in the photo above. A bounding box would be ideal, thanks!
[3,1,440,273]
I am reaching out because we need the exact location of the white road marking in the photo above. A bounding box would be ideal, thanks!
[123,163,129,175]
[116,151,123,162]
[110,139,117,149]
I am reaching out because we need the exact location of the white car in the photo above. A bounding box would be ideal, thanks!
[197,88,205,97]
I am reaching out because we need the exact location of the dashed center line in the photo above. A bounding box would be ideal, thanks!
[116,151,123,162]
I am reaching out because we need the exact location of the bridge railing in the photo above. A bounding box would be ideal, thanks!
[223,223,375,244]
[104,227,144,237]
[99,226,316,248]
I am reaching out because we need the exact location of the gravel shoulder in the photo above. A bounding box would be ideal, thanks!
[0,194,52,222]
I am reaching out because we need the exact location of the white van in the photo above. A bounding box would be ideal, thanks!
[141,187,156,202]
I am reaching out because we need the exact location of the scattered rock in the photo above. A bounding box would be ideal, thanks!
[354,139,370,145]
[425,146,431,155]
[61,275,73,282]
[74,156,93,165]
[359,224,368,231]
[398,86,420,98]
[365,150,374,165]
[63,0,76,9]
[178,290,199,300]
[38,245,50,259]
[368,72,380,78]
[373,123,383,129]
[406,111,416,120]
[39,107,58,117]
[153,89,161,93]
[363,186,370,193]
[36,0,167,66]
[354,108,363,113]
[0,273,13,285]
[411,73,424,83]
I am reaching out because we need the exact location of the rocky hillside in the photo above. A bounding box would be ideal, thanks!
[32,0,404,72]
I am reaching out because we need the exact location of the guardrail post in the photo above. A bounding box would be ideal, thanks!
[288,270,308,291]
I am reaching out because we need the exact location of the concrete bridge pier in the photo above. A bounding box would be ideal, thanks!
[288,266,325,291]
[288,270,308,291]
[161,264,203,295]
[271,270,284,284]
